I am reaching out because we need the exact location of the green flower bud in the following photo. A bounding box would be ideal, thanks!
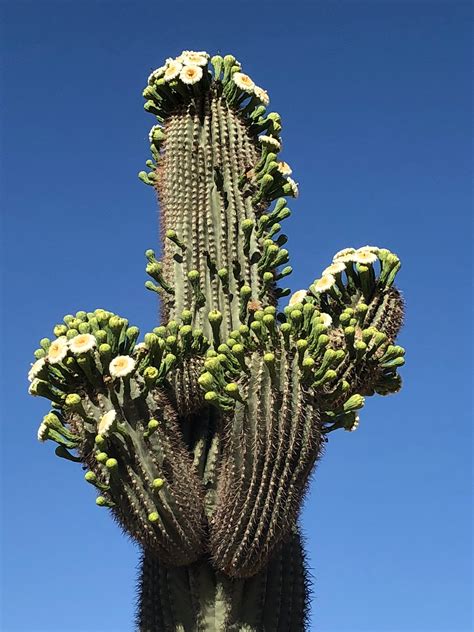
[204,357,221,373]
[296,339,308,352]
[53,324,68,337]
[95,434,106,448]
[85,471,97,483]
[208,310,223,324]
[96,452,108,463]
[95,330,108,344]
[152,478,164,490]
[40,338,51,351]
[343,394,365,412]
[181,310,193,324]
[381,356,405,368]
[280,322,292,334]
[187,270,200,281]
[147,419,159,433]
[65,393,82,408]
[105,458,118,471]
[263,314,275,327]
[224,382,243,400]
[198,372,215,389]
[217,268,229,283]
[148,512,159,523]
[204,391,219,403]
[289,310,303,324]
[263,352,275,365]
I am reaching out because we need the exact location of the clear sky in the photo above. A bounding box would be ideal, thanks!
[1,1,472,631]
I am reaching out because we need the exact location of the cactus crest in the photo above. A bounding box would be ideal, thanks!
[29,49,405,630]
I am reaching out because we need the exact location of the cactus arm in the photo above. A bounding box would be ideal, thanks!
[30,310,208,566]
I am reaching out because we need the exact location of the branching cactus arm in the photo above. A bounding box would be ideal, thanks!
[28,49,406,630]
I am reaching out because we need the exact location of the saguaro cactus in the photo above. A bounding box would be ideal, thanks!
[28,50,405,631]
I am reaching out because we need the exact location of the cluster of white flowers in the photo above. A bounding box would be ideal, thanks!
[156,51,210,87]
[46,333,98,366]
[177,50,209,66]
[333,246,381,266]
[231,70,270,108]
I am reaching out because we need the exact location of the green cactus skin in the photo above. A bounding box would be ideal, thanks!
[29,50,406,630]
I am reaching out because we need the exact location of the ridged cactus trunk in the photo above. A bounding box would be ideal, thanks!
[28,50,406,631]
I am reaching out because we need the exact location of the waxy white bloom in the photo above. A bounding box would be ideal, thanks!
[148,124,163,144]
[352,250,378,265]
[134,342,148,352]
[28,378,41,396]
[358,245,379,254]
[109,355,136,378]
[28,358,46,382]
[277,161,292,176]
[333,247,355,261]
[164,59,183,82]
[233,72,255,93]
[286,177,299,198]
[348,415,360,432]
[180,64,203,85]
[254,86,269,106]
[313,274,336,293]
[320,312,333,327]
[180,51,209,67]
[147,65,166,84]
[98,410,116,436]
[47,336,69,364]
[323,261,346,276]
[289,290,307,306]
[37,421,48,442]
[258,135,281,151]
[69,333,97,355]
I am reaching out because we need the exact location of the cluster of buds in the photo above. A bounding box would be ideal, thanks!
[309,246,401,307]
[140,50,298,204]
[28,308,210,445]
[195,245,405,436]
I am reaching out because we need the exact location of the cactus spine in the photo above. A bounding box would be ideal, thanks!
[28,49,405,630]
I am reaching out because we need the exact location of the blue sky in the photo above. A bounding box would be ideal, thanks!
[1,1,472,631]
